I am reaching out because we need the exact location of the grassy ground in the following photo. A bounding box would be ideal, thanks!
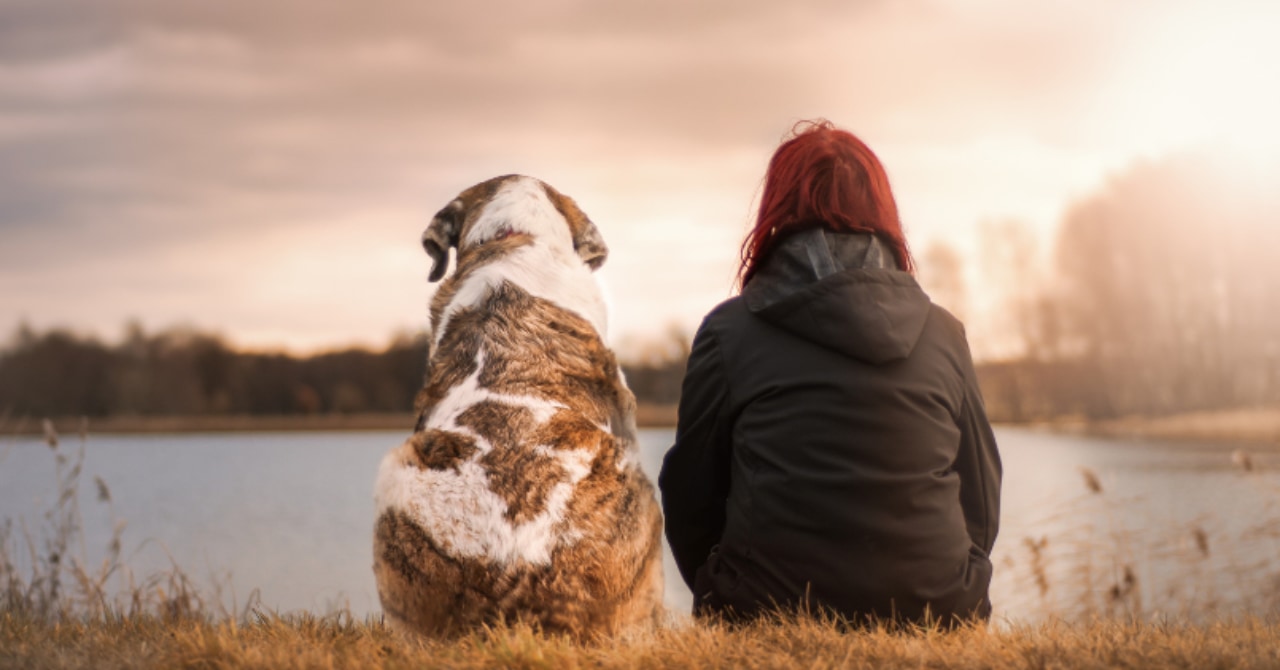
[5,611,1280,670]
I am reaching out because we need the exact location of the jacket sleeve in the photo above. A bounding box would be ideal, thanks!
[952,343,1002,555]
[658,321,734,590]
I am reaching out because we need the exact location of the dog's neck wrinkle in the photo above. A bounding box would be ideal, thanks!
[430,242,608,352]
[454,235,532,275]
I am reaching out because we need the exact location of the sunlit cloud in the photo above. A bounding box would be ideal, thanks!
[1,0,1275,355]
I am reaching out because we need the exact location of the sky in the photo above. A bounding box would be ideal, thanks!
[1,0,1278,357]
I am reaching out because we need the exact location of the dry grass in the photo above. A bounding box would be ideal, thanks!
[0,420,256,623]
[4,611,1280,670]
[991,460,1280,622]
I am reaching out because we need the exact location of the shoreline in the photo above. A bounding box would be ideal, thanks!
[1024,406,1280,448]
[3,404,682,436]
[6,406,1277,446]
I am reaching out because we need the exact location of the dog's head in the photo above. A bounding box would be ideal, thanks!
[422,175,608,282]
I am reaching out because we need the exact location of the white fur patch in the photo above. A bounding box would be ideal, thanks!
[433,177,608,348]
[424,349,563,430]
[373,349,597,566]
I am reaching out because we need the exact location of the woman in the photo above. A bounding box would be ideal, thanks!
[659,120,1001,625]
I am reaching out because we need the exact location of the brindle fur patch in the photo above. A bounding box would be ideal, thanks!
[412,429,479,472]
[468,282,621,424]
[480,442,568,526]
[533,409,609,453]
[455,400,568,525]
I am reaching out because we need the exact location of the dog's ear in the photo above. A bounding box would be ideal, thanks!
[423,199,463,282]
[543,184,609,270]
[573,223,608,271]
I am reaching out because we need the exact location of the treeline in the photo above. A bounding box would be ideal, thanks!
[0,323,690,419]
[0,324,429,418]
[956,153,1280,422]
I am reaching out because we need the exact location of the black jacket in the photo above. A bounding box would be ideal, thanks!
[659,229,1001,623]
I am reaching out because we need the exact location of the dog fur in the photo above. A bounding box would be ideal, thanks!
[372,175,664,638]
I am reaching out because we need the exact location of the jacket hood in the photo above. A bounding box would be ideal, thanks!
[742,229,931,364]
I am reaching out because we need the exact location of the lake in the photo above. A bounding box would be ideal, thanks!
[2,427,1279,621]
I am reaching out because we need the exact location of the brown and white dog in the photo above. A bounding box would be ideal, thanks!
[372,175,665,638]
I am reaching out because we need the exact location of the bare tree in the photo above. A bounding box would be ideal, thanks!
[979,219,1056,361]
[1052,154,1280,416]
[919,240,968,324]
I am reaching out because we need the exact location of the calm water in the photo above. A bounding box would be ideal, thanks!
[2,427,1279,621]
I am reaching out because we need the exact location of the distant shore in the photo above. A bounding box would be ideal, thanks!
[6,406,1278,445]
[1030,406,1280,447]
[3,404,681,436]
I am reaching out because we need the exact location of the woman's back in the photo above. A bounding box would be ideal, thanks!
[661,229,998,623]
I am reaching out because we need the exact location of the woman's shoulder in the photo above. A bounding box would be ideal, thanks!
[691,296,749,334]
[704,295,746,320]
[916,303,982,382]
[921,301,972,347]
[924,302,966,336]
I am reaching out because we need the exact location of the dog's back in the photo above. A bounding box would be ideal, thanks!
[373,176,663,637]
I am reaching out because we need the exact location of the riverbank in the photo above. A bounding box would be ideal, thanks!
[1042,406,1280,447]
[4,612,1279,670]
[3,405,681,436]
[7,406,1277,445]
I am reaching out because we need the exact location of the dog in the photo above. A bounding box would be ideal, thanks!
[372,175,665,638]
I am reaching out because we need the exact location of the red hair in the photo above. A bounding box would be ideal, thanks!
[738,120,914,288]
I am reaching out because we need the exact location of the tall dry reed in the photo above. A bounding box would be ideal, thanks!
[0,418,256,622]
[993,451,1280,622]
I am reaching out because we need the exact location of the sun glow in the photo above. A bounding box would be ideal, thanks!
[1100,3,1280,159]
